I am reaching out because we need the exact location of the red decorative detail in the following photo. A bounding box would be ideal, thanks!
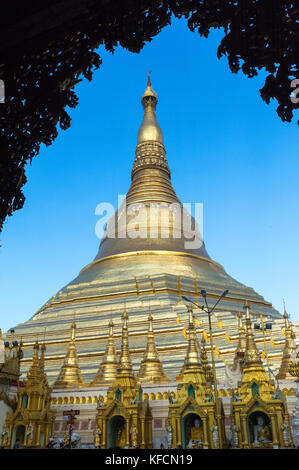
[9,380,24,387]
[153,419,162,428]
[236,352,245,358]
[54,422,60,431]
[80,421,89,430]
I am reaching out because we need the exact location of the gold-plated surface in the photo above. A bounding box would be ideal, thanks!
[289,352,299,378]
[53,321,86,389]
[277,309,297,380]
[137,313,169,383]
[95,311,152,448]
[168,310,224,448]
[237,311,246,350]
[239,302,273,401]
[8,75,288,387]
[137,72,163,145]
[90,319,118,386]
[233,311,246,369]
[117,311,135,380]
[231,303,293,449]
[181,307,207,391]
[1,342,55,449]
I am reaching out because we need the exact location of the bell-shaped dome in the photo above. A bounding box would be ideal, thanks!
[11,74,282,388]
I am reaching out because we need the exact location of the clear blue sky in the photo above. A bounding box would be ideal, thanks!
[1,18,298,332]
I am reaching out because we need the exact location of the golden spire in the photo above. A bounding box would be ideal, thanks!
[277,305,297,380]
[137,71,163,145]
[181,306,207,389]
[26,341,42,386]
[137,313,169,383]
[112,310,137,397]
[128,72,174,203]
[90,319,118,386]
[234,311,246,366]
[53,321,87,389]
[117,311,134,376]
[238,302,274,400]
[185,306,201,369]
[243,302,263,368]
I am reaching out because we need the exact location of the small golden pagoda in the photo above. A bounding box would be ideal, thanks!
[231,302,293,448]
[95,312,152,448]
[276,308,297,380]
[53,321,87,389]
[1,341,55,448]
[168,307,224,449]
[90,319,118,386]
[137,313,169,383]
[175,307,202,382]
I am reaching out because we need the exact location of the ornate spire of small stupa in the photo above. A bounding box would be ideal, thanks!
[53,321,86,389]
[117,311,134,376]
[243,302,263,368]
[185,306,202,369]
[181,306,207,389]
[90,319,118,386]
[238,302,274,401]
[233,311,247,367]
[26,341,42,386]
[277,303,297,380]
[137,71,163,145]
[137,313,169,383]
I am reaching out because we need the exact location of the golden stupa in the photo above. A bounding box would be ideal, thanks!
[11,73,292,386]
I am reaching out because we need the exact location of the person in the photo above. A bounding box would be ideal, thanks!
[45,440,54,449]
[13,439,21,449]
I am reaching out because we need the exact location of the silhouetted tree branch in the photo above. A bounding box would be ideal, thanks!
[0,1,298,233]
